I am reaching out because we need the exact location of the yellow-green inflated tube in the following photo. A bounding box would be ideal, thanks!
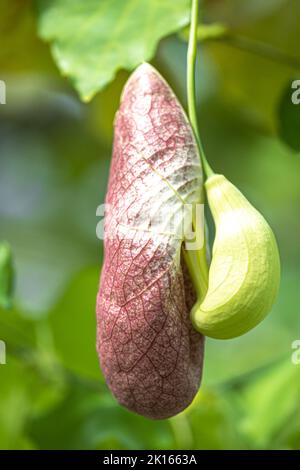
[191,174,281,339]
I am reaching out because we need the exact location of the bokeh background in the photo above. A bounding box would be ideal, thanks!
[0,0,300,450]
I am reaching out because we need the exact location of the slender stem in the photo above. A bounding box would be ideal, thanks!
[183,245,207,299]
[187,0,214,178]
[183,0,210,302]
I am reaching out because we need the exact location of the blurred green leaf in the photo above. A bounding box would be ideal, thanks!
[205,0,287,27]
[0,0,55,74]
[0,357,36,449]
[278,79,300,152]
[200,0,300,132]
[234,359,300,448]
[48,267,100,380]
[36,0,190,100]
[0,308,35,349]
[28,383,174,449]
[0,241,14,309]
[0,355,66,449]
[171,388,243,449]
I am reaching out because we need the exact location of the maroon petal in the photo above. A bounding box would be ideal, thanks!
[97,63,204,420]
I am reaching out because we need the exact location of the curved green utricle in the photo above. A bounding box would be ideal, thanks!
[191,174,281,339]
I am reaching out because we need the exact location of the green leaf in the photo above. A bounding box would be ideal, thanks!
[48,267,100,380]
[170,389,243,449]
[28,383,174,449]
[236,359,300,448]
[205,0,287,27]
[0,0,55,75]
[0,242,14,310]
[36,0,190,101]
[0,355,65,449]
[0,308,35,349]
[278,79,300,152]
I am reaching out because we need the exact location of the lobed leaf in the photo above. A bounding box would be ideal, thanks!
[36,0,190,101]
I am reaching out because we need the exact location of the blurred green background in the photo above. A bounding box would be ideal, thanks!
[0,0,300,450]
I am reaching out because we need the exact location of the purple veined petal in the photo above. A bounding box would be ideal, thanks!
[97,63,204,420]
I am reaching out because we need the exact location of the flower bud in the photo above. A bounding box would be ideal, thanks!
[191,174,281,339]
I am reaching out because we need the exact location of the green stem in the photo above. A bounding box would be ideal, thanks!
[184,0,211,301]
[187,0,214,178]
